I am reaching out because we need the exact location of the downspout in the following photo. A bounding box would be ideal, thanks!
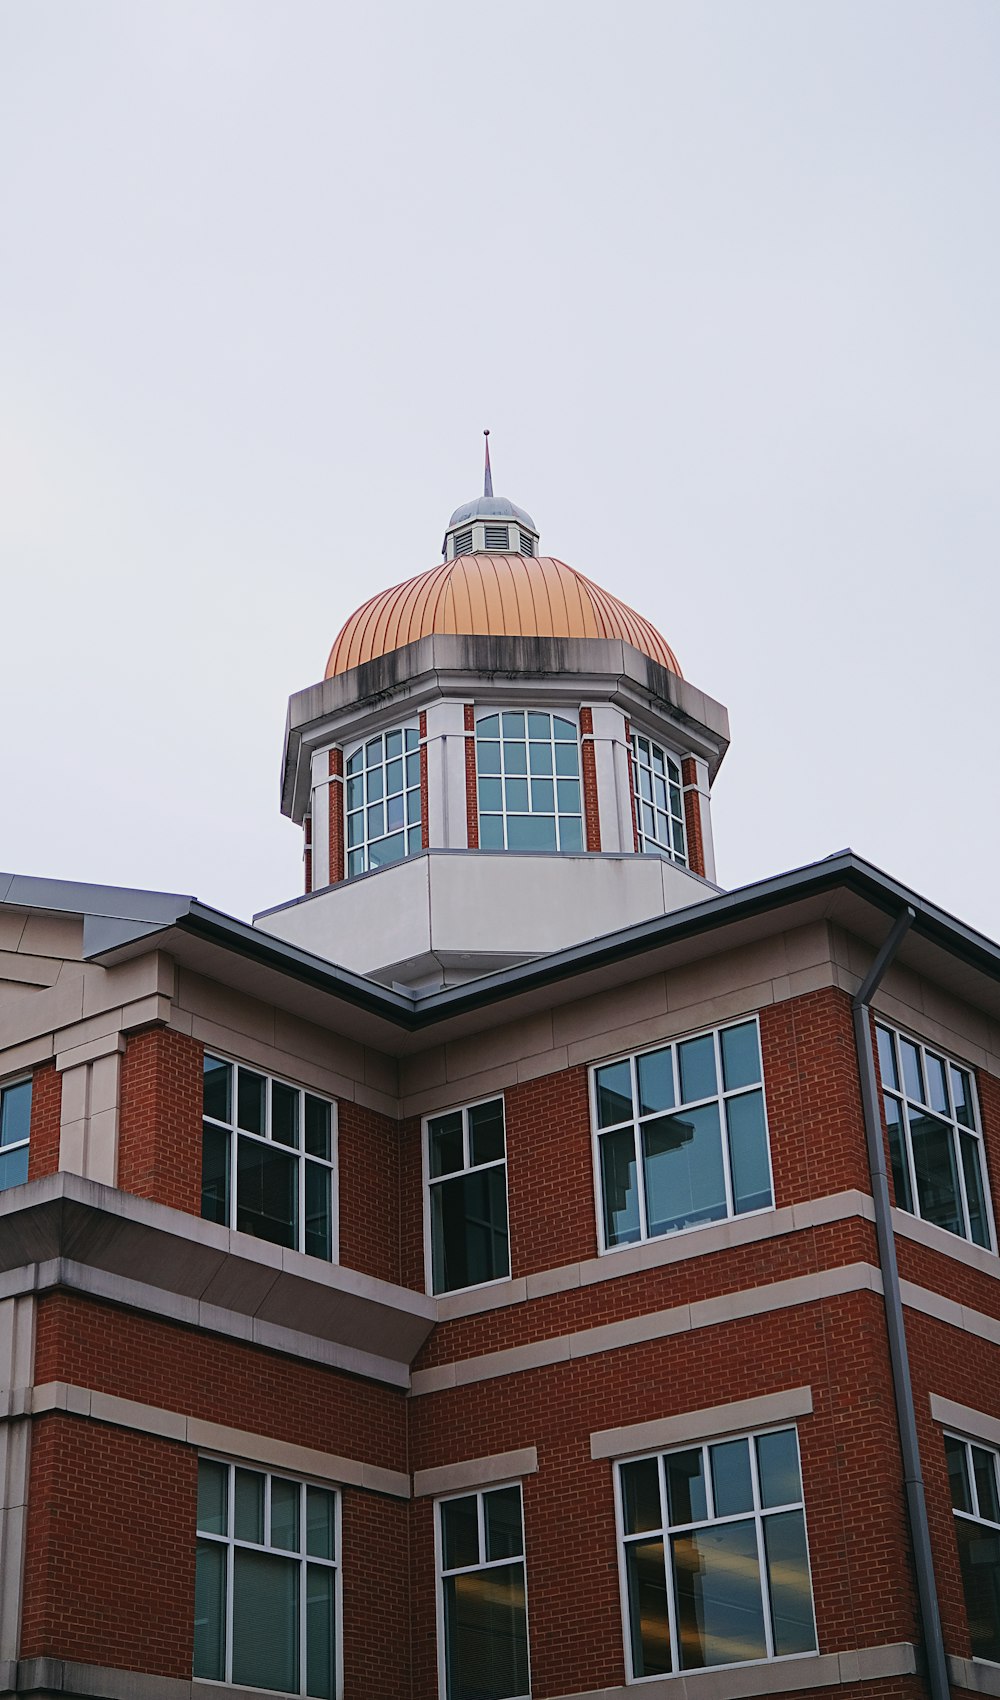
[851,906,950,1700]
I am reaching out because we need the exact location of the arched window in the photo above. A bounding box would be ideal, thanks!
[476,711,583,852]
[631,733,687,865]
[345,724,421,875]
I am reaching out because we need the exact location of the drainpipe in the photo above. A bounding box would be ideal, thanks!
[852,906,950,1700]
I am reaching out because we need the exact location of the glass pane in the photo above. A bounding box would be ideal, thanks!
[366,802,385,838]
[367,767,384,805]
[237,1069,265,1135]
[665,1448,707,1526]
[236,1137,297,1248]
[554,716,575,740]
[559,815,584,852]
[307,1486,336,1558]
[756,1429,802,1507]
[507,814,557,851]
[945,1434,971,1512]
[431,1168,509,1293]
[386,757,404,794]
[600,1128,641,1247]
[672,1520,766,1668]
[429,1111,464,1178]
[234,1468,264,1543]
[955,1516,1000,1661]
[884,1096,913,1213]
[596,1060,632,1127]
[233,1548,299,1693]
[408,825,422,853]
[951,1064,974,1127]
[197,1460,228,1535]
[469,1100,505,1166]
[202,1055,231,1124]
[621,1458,662,1535]
[406,750,421,786]
[678,1034,717,1103]
[201,1124,230,1225]
[625,1538,672,1677]
[307,1562,336,1700]
[305,1163,333,1261]
[502,712,524,738]
[710,1439,753,1517]
[406,725,419,749]
[876,1027,898,1091]
[554,741,579,776]
[444,1563,528,1700]
[973,1446,1000,1524]
[527,712,551,739]
[720,1024,761,1092]
[726,1091,772,1214]
[347,810,363,848]
[637,1048,674,1116]
[0,1146,28,1190]
[477,740,501,775]
[346,748,361,774]
[556,778,580,813]
[270,1477,300,1551]
[961,1132,990,1248]
[643,1104,726,1236]
[530,777,554,812]
[347,848,364,877]
[193,1540,225,1680]
[479,777,503,812]
[909,1110,962,1236]
[442,1495,480,1571]
[0,1081,31,1147]
[386,729,403,759]
[900,1038,924,1104]
[369,831,405,868]
[504,777,529,812]
[477,714,499,738]
[480,814,504,850]
[304,1096,332,1160]
[763,1510,816,1654]
[365,737,382,765]
[272,1081,299,1148]
[504,744,527,778]
[926,1053,949,1115]
[386,793,404,831]
[485,1486,523,1560]
[346,775,363,810]
[528,740,553,775]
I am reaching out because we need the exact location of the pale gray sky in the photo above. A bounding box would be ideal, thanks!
[2,1,999,938]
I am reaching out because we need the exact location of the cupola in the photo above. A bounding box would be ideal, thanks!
[441,432,540,559]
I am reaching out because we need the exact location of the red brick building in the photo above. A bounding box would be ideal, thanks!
[1,473,999,1700]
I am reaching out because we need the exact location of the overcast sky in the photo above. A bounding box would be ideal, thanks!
[2,1,999,944]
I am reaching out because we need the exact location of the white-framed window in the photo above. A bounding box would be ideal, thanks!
[425,1096,510,1294]
[876,1023,994,1249]
[0,1077,31,1192]
[616,1427,816,1680]
[201,1055,337,1261]
[436,1483,530,1700]
[475,711,583,853]
[345,723,422,877]
[194,1457,340,1698]
[630,733,687,865]
[945,1431,1000,1662]
[591,1018,773,1252]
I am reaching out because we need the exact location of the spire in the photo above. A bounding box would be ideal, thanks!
[483,429,493,499]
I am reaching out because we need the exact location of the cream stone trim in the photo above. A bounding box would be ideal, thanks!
[947,1655,1000,1698]
[549,1642,918,1700]
[892,1206,1000,1278]
[929,1394,1000,1450]
[28,1381,410,1499]
[413,1446,538,1499]
[412,1263,884,1396]
[901,1277,1000,1346]
[591,1387,813,1461]
[55,1029,126,1072]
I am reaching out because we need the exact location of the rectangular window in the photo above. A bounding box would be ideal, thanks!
[201,1055,336,1260]
[345,723,422,879]
[426,1097,509,1294]
[0,1077,31,1192]
[195,1458,339,1697]
[946,1432,1000,1662]
[630,732,687,865]
[617,1428,816,1679]
[475,711,583,854]
[438,1484,529,1700]
[876,1023,994,1249]
[592,1019,772,1251]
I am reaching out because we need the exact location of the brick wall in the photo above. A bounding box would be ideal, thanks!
[117,1026,204,1212]
[329,746,345,885]
[579,706,601,851]
[464,704,478,848]
[761,987,871,1204]
[681,755,706,876]
[27,1060,61,1181]
[338,1098,401,1284]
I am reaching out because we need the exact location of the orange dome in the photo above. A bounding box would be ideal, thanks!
[325,555,682,679]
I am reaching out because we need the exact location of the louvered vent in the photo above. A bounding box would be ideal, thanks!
[484,525,509,550]
[519,531,535,556]
[453,528,474,556]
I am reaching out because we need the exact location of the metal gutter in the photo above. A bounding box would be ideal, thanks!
[852,907,951,1700]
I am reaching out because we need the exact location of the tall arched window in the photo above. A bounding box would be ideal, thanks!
[631,733,687,865]
[476,711,583,852]
[345,724,421,875]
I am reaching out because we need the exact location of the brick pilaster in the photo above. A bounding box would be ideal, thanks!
[419,711,429,850]
[303,815,312,894]
[27,1061,62,1181]
[579,707,601,852]
[681,755,706,876]
[328,747,345,883]
[464,704,479,848]
[117,1028,204,1213]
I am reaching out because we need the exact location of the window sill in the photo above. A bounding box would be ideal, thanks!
[947,1654,1000,1697]
[892,1207,999,1277]
[546,1643,916,1700]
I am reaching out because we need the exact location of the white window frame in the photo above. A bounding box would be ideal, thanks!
[589,1015,774,1256]
[344,720,422,878]
[201,1053,339,1263]
[944,1428,1000,1665]
[423,1094,511,1296]
[876,1021,996,1252]
[194,1454,343,1699]
[474,709,584,854]
[630,731,687,865]
[612,1425,817,1685]
[0,1075,32,1193]
[434,1480,531,1700]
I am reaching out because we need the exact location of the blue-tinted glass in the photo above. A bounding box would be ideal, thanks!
[234,1468,264,1543]
[478,778,502,812]
[386,758,404,795]
[643,1105,726,1236]
[900,1038,924,1103]
[556,778,580,813]
[477,714,499,738]
[639,768,653,802]
[305,1163,333,1260]
[951,1065,974,1127]
[406,750,420,786]
[504,777,529,812]
[346,775,363,810]
[386,729,403,758]
[555,741,579,776]
[725,1091,772,1214]
[405,725,419,749]
[763,1511,816,1654]
[429,1111,464,1177]
[193,1541,225,1680]
[197,1459,227,1534]
[756,1429,801,1507]
[909,1110,962,1236]
[347,848,364,876]
[876,1027,898,1091]
[0,1081,30,1147]
[530,778,554,812]
[626,1539,672,1677]
[477,740,501,775]
[442,1496,479,1570]
[527,712,551,738]
[621,1458,661,1534]
[554,716,575,740]
[369,831,405,867]
[367,802,385,838]
[367,765,384,804]
[386,793,404,831]
[201,1124,230,1224]
[678,1035,717,1103]
[720,1024,761,1091]
[673,1520,766,1668]
[270,1477,300,1551]
[926,1053,949,1115]
[306,1563,336,1700]
[406,787,422,823]
[365,737,382,764]
[407,825,422,853]
[504,741,527,776]
[484,1486,523,1560]
[601,1128,640,1246]
[596,1060,633,1126]
[202,1056,231,1123]
[347,811,362,847]
[233,1549,298,1692]
[528,740,553,775]
[307,1486,335,1558]
[502,712,524,738]
[479,814,504,849]
[559,816,584,851]
[345,749,362,774]
[636,1048,674,1116]
[304,1096,331,1159]
[0,1146,28,1190]
[710,1439,753,1516]
[507,814,557,851]
[961,1132,990,1248]
[665,1449,707,1525]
